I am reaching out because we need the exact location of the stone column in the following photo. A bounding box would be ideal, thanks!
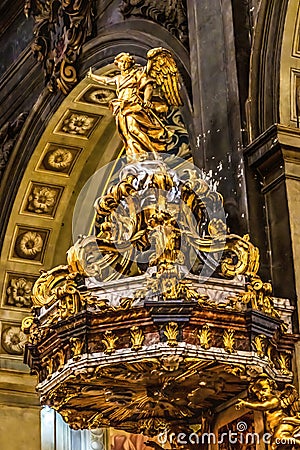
[186,0,248,233]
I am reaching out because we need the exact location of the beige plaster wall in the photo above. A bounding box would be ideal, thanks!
[0,404,40,450]
[0,370,40,450]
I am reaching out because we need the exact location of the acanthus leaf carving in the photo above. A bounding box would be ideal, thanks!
[24,0,96,94]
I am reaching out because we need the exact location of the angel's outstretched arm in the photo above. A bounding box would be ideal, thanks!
[236,397,280,411]
[86,68,117,86]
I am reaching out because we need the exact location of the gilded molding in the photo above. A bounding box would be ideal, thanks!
[164,322,179,347]
[130,326,145,351]
[252,334,266,358]
[197,325,211,350]
[102,331,118,354]
[234,274,280,318]
[71,337,84,360]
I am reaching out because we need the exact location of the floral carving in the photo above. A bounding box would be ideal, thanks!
[85,88,116,106]
[1,326,27,355]
[61,114,95,136]
[47,148,73,170]
[24,0,96,94]
[6,277,33,308]
[16,231,44,258]
[27,186,58,214]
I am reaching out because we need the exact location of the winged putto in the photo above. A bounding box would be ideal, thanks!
[236,375,300,449]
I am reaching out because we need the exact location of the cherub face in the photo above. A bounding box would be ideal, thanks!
[253,381,272,401]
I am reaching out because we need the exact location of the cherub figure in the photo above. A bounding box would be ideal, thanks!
[87,48,182,162]
[236,375,300,449]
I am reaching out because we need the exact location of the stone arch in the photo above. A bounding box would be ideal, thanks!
[247,0,289,140]
[279,0,300,127]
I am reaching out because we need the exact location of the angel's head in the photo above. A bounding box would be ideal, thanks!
[250,375,277,401]
[114,53,135,72]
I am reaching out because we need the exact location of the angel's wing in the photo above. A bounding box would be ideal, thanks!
[280,384,300,415]
[146,47,183,107]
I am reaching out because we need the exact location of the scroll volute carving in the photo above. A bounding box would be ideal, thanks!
[24,0,96,94]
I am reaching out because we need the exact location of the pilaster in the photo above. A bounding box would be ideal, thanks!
[245,125,300,317]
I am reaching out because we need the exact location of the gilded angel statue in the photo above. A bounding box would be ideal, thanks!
[87,48,182,162]
[236,375,300,449]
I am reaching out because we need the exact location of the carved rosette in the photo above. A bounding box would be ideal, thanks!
[1,325,27,355]
[47,148,73,170]
[6,277,33,308]
[16,231,44,259]
[61,114,96,136]
[24,0,96,94]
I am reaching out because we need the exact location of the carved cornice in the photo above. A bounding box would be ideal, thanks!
[24,0,96,94]
[244,124,300,191]
[245,124,300,167]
